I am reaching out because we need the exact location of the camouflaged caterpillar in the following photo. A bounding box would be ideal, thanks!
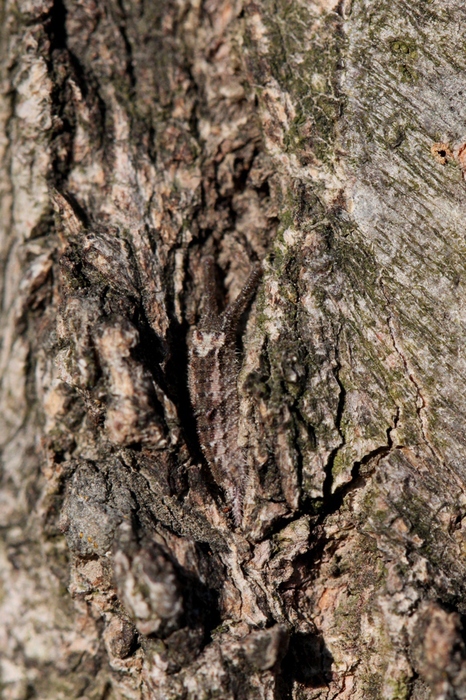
[188,257,262,526]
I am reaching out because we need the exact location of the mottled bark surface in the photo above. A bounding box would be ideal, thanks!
[2,0,466,698]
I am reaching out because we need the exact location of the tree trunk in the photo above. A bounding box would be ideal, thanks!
[2,0,466,698]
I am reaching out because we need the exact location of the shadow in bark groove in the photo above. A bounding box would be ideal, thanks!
[281,631,334,692]
[113,0,137,90]
[163,317,208,468]
[179,555,223,646]
[46,0,68,51]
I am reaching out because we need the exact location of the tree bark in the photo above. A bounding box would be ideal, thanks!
[2,0,466,698]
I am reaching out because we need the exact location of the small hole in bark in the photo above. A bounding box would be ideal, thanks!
[431,142,453,165]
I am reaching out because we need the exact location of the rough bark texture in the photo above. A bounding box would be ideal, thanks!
[2,0,466,698]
